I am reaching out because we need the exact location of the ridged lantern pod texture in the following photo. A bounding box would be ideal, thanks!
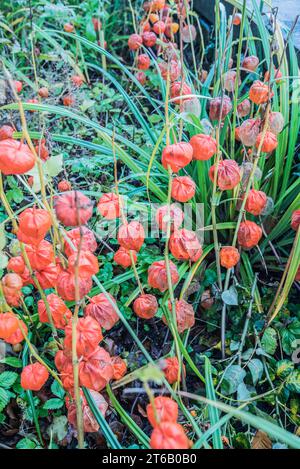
[256,131,278,153]
[24,240,54,270]
[19,207,52,242]
[0,312,19,340]
[67,391,108,433]
[169,229,202,262]
[242,55,259,72]
[97,192,120,219]
[238,221,262,249]
[156,204,184,232]
[137,54,150,70]
[291,210,300,231]
[162,142,193,172]
[162,356,183,384]
[64,226,97,257]
[0,139,35,175]
[170,82,192,104]
[85,293,119,330]
[114,247,137,268]
[150,422,190,449]
[220,246,240,269]
[128,34,143,50]
[0,125,14,141]
[111,356,127,380]
[148,260,179,292]
[133,293,158,319]
[21,363,49,391]
[57,270,92,301]
[54,191,93,227]
[67,250,99,279]
[147,396,178,427]
[245,189,267,216]
[209,95,232,121]
[79,346,113,391]
[238,119,261,147]
[171,176,195,202]
[5,319,28,345]
[159,60,181,82]
[38,293,71,329]
[64,316,103,358]
[35,263,58,290]
[209,159,241,190]
[249,80,274,104]
[118,221,145,252]
[189,134,217,161]
[237,99,251,118]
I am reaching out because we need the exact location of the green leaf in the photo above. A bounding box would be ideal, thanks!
[0,388,10,412]
[16,438,36,449]
[51,380,65,399]
[43,398,64,410]
[248,359,264,385]
[0,371,18,388]
[261,328,277,355]
[0,252,8,269]
[222,365,246,395]
[44,153,63,177]
[286,371,300,394]
[276,360,295,379]
[0,357,22,368]
[221,286,238,306]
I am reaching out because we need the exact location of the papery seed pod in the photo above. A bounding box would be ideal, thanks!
[114,247,137,268]
[237,99,251,118]
[170,81,192,105]
[55,191,93,227]
[21,363,49,391]
[220,246,240,269]
[150,422,190,449]
[153,20,165,35]
[0,125,14,141]
[209,160,241,190]
[0,139,35,175]
[133,293,158,319]
[97,192,121,220]
[269,111,284,134]
[264,68,282,83]
[171,176,195,202]
[14,80,23,93]
[64,226,97,257]
[58,180,71,192]
[260,196,274,216]
[223,71,241,92]
[0,312,19,340]
[38,87,49,98]
[79,346,113,391]
[136,71,147,85]
[245,189,267,216]
[64,23,74,33]
[142,31,157,47]
[147,396,178,427]
[38,293,71,329]
[232,13,242,25]
[64,316,103,358]
[238,221,262,249]
[181,24,196,43]
[71,75,84,87]
[242,56,259,72]
[162,142,193,172]
[291,210,300,231]
[24,240,54,270]
[57,270,92,301]
[67,250,99,279]
[111,356,127,380]
[148,260,179,292]
[249,80,274,104]
[85,293,119,330]
[63,95,75,107]
[137,54,151,70]
[118,221,145,252]
[163,299,195,333]
[161,356,183,384]
[35,263,58,290]
[128,33,143,50]
[256,131,278,153]
[238,118,261,147]
[189,134,217,161]
[155,204,184,232]
[159,60,181,82]
[67,390,107,433]
[209,95,232,121]
[169,229,202,262]
[201,289,214,310]
[5,319,27,345]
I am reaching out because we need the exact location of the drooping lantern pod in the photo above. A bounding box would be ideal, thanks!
[38,293,71,329]
[142,31,157,47]
[67,390,108,433]
[58,180,72,192]
[269,112,284,135]
[189,133,217,161]
[249,80,274,105]
[111,356,127,380]
[79,346,114,391]
[136,71,147,85]
[163,299,195,333]
[181,24,197,43]
[133,293,158,319]
[117,221,145,252]
[137,54,151,70]
[238,118,261,147]
[64,226,97,257]
[2,273,23,307]
[24,239,54,270]
[150,422,190,449]
[291,210,300,231]
[18,207,52,243]
[71,75,84,87]
[64,316,103,358]
[57,270,92,301]
[161,142,193,172]
[64,23,74,33]
[244,189,267,216]
[238,221,262,249]
[171,176,195,202]
[161,356,183,384]
[128,33,143,50]
[13,80,23,93]
[256,131,278,153]
[237,99,251,118]
[38,87,49,98]
[0,312,19,340]
[242,55,259,72]
[147,396,178,427]
[209,95,232,121]
[158,60,181,82]
[21,363,49,391]
[152,20,165,35]
[67,250,99,279]
[223,71,241,92]
[169,229,202,262]
[148,260,179,292]
[232,13,242,25]
[220,246,240,269]
[0,125,14,141]
[97,192,121,219]
[85,293,119,330]
[155,204,184,232]
[170,82,192,105]
[35,263,58,290]
[5,319,28,345]
[264,68,283,83]
[209,159,241,190]
[0,139,35,175]
[150,0,166,11]
[114,247,137,268]
[54,191,93,227]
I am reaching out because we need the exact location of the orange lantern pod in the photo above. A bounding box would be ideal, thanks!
[7,256,26,275]
[238,118,261,147]
[58,180,71,192]
[245,189,267,216]
[209,159,241,190]
[64,316,103,358]
[35,263,58,290]
[0,312,19,340]
[117,221,145,252]
[38,293,72,329]
[242,55,259,72]
[97,192,121,220]
[256,131,278,153]
[141,20,151,32]
[38,87,49,98]
[189,134,217,161]
[21,363,49,391]
[136,71,147,85]
[249,80,274,105]
[55,349,71,372]
[0,125,14,140]
[237,99,251,118]
[162,356,184,384]
[269,112,284,135]
[162,142,193,172]
[114,247,137,268]
[133,293,158,319]
[151,0,165,11]
[57,270,92,301]
[63,23,74,33]
[209,95,232,121]
[128,33,143,50]
[5,319,27,345]
[64,226,97,257]
[220,246,240,269]
[149,13,159,24]
[147,396,178,428]
[55,191,93,227]
[63,94,75,107]
[13,80,23,93]
[24,239,54,270]
[169,229,202,262]
[232,13,242,26]
[164,299,195,333]
[67,250,99,279]
[153,21,165,35]
[238,221,262,249]
[35,141,49,161]
[150,422,190,449]
[264,68,283,83]
[291,210,300,231]
[295,266,300,282]
[171,176,195,202]
[2,273,23,307]
[85,293,119,330]
[111,356,127,380]
[148,260,179,292]
[137,54,151,70]
[19,207,52,241]
[142,31,157,47]
[156,204,184,232]
[67,390,107,433]
[79,346,113,391]
[0,139,35,175]
[71,75,84,87]
[170,82,192,105]
[223,70,241,92]
[159,60,181,82]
